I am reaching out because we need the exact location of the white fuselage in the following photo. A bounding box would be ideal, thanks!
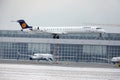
[25,26,105,34]
[30,53,54,62]
[111,57,120,63]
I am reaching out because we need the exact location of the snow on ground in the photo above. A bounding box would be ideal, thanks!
[0,63,120,80]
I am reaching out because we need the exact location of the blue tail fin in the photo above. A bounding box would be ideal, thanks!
[17,20,32,29]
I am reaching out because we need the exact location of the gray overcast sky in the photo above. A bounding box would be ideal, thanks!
[0,0,120,33]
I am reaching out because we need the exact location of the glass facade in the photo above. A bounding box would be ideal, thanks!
[50,44,83,62]
[0,30,120,63]
[0,42,50,60]
[107,46,120,58]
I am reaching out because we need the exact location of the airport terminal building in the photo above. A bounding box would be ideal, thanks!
[0,30,120,63]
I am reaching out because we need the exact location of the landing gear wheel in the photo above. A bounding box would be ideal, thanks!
[53,34,59,39]
[56,35,59,39]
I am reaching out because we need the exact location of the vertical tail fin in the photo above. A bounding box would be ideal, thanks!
[17,20,32,29]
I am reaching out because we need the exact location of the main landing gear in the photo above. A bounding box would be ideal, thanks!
[53,34,59,39]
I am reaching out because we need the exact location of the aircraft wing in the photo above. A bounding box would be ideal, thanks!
[17,52,32,57]
[92,57,111,61]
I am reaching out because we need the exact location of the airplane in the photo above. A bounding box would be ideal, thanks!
[17,51,55,63]
[17,19,105,39]
[111,57,120,66]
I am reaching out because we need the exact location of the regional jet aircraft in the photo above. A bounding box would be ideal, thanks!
[111,57,120,66]
[17,20,105,39]
[17,52,55,63]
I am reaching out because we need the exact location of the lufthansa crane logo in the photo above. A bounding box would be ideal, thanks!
[21,23,27,29]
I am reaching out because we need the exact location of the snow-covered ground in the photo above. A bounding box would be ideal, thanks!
[0,63,120,80]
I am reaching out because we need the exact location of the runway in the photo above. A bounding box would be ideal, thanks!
[0,62,120,80]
